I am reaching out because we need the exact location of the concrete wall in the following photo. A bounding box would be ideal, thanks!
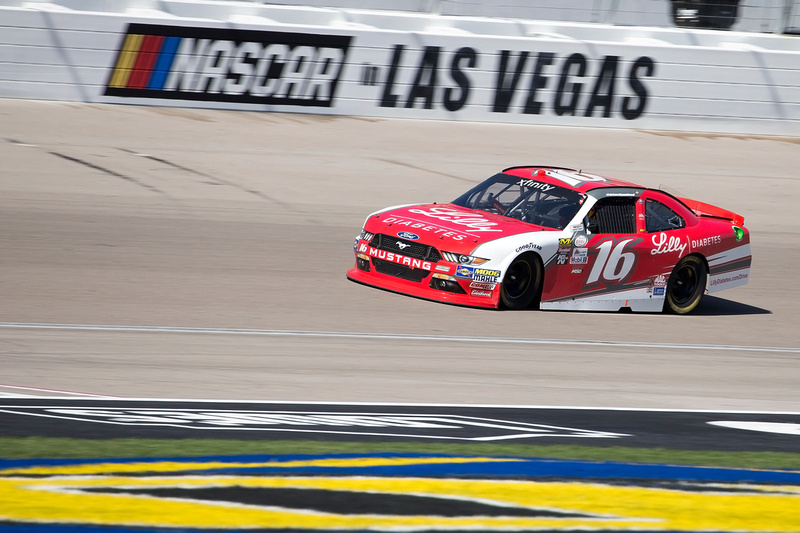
[1,1,798,135]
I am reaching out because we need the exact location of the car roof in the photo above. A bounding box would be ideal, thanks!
[501,166,642,193]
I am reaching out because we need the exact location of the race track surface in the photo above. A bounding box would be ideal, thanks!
[1,99,798,411]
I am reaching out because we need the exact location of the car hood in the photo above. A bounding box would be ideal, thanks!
[364,203,552,254]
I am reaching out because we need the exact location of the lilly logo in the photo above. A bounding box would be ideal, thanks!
[397,232,419,240]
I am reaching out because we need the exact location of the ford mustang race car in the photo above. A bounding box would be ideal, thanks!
[347,166,751,314]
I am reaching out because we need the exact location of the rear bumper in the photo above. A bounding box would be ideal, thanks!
[346,265,500,309]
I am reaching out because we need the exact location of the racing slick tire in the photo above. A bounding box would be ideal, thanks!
[665,255,708,314]
[500,254,542,310]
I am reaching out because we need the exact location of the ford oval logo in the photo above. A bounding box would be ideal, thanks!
[397,232,419,240]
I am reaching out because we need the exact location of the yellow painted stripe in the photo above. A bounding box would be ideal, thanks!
[1,475,799,531]
[0,456,522,476]
[108,33,144,88]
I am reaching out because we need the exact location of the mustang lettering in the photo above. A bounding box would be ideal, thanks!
[367,247,432,270]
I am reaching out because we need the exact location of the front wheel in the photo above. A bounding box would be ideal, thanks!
[665,255,707,314]
[500,255,542,310]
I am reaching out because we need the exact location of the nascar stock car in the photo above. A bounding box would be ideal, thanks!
[347,166,751,314]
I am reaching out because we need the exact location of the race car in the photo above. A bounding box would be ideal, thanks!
[346,166,751,314]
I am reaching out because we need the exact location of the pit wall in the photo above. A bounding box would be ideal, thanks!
[1,1,798,135]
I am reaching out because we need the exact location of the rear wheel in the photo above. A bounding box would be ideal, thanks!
[500,255,542,310]
[665,255,707,314]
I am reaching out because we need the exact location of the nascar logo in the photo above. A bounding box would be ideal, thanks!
[105,24,351,106]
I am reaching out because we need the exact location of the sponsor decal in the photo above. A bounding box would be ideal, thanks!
[556,253,569,265]
[570,268,583,274]
[652,274,667,287]
[455,264,474,278]
[367,246,432,270]
[374,46,655,120]
[570,224,585,233]
[573,235,588,247]
[569,247,588,265]
[471,268,501,283]
[710,271,748,287]
[407,207,501,232]
[515,179,554,191]
[470,290,493,298]
[397,231,419,240]
[515,242,542,253]
[651,232,687,257]
[105,24,350,106]
[469,281,496,290]
[691,235,722,248]
[383,216,471,241]
[653,286,665,296]
[559,238,573,247]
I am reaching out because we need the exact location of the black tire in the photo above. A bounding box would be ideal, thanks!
[665,255,707,314]
[500,255,542,310]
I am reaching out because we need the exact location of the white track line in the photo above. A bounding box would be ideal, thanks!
[0,384,121,398]
[1,322,797,354]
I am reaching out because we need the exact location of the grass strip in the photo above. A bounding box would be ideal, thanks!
[1,437,799,470]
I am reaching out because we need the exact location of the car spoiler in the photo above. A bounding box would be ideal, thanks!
[679,197,745,226]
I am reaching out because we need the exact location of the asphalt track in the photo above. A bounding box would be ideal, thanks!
[1,398,800,452]
[1,99,799,413]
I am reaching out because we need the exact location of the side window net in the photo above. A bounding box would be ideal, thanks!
[590,198,637,234]
[646,199,686,232]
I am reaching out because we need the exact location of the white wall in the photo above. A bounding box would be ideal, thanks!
[1,1,798,135]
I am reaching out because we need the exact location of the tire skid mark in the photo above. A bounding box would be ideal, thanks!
[117,147,288,206]
[48,151,164,195]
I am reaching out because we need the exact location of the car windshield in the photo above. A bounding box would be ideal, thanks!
[452,173,585,229]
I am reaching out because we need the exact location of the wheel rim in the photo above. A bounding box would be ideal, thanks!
[671,264,698,305]
[504,261,532,299]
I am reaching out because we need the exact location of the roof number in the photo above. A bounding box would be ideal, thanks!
[543,169,608,188]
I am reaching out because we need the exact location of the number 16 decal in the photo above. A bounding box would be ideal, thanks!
[586,237,640,285]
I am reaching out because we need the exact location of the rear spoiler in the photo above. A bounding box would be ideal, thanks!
[679,198,745,226]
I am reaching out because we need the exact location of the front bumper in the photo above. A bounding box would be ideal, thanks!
[346,259,500,309]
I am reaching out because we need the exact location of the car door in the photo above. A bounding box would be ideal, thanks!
[542,189,650,302]
[578,191,651,295]
[637,190,696,295]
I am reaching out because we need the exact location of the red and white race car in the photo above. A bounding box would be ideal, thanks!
[347,166,751,314]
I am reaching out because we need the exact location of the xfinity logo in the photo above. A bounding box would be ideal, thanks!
[105,24,351,106]
[0,407,629,441]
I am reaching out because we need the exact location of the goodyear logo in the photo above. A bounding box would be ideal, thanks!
[105,24,351,106]
[1,454,800,531]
